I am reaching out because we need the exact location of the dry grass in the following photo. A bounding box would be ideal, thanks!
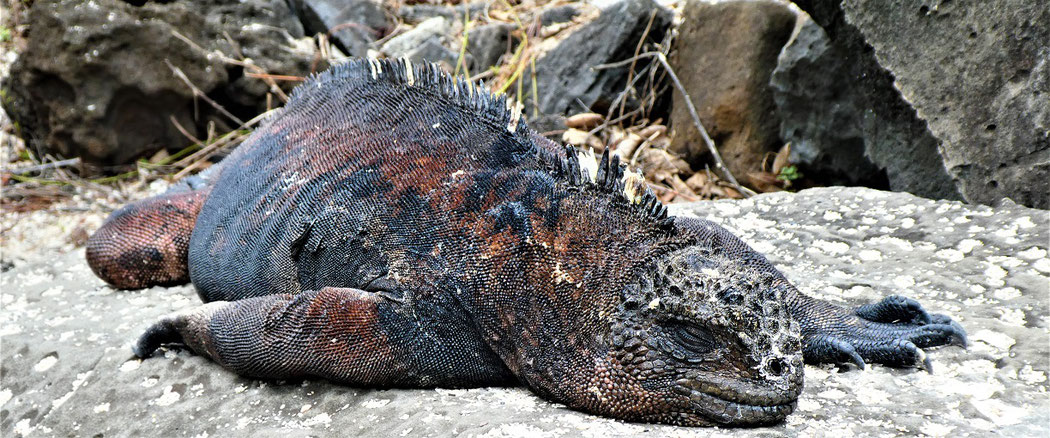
[1,0,791,217]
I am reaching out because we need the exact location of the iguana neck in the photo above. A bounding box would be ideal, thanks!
[451,170,688,396]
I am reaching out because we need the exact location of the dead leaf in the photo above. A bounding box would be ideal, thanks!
[684,172,709,193]
[722,186,743,199]
[668,175,697,201]
[607,126,628,148]
[635,124,667,140]
[638,148,690,182]
[149,149,170,164]
[565,113,604,130]
[649,133,672,150]
[747,171,785,193]
[612,132,644,161]
[562,128,604,151]
[772,142,791,175]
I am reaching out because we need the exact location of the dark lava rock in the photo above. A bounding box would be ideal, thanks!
[466,23,517,72]
[288,0,390,58]
[529,0,672,117]
[379,17,463,69]
[787,0,989,203]
[770,14,888,188]
[667,0,797,185]
[1,0,318,167]
[531,4,582,26]
[826,0,1049,209]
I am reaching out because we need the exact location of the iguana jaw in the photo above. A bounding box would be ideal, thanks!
[683,391,797,426]
[673,372,803,426]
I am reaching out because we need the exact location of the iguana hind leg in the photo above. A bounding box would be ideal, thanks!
[134,287,515,387]
[86,187,211,289]
[792,293,967,372]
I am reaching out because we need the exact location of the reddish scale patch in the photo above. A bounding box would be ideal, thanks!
[303,287,402,382]
[584,355,681,424]
[198,288,402,384]
[86,188,210,289]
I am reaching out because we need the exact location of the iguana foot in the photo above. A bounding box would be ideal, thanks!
[133,301,228,358]
[87,188,211,289]
[798,295,966,372]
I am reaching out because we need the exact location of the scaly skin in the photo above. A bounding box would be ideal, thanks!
[87,59,965,427]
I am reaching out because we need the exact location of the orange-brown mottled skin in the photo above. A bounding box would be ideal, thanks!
[87,188,210,289]
[88,59,966,427]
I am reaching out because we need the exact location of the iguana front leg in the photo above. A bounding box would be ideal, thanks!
[789,292,967,371]
[134,287,515,387]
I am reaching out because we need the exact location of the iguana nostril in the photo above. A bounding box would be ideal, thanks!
[767,358,787,376]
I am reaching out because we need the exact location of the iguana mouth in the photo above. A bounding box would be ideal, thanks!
[675,377,801,425]
[689,391,796,425]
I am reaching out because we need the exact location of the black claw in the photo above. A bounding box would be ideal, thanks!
[930,314,969,348]
[950,322,968,348]
[843,342,867,370]
[132,316,184,359]
[803,335,867,370]
[881,339,924,369]
[921,352,934,374]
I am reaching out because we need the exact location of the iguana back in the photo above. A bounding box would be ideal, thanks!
[190,60,563,300]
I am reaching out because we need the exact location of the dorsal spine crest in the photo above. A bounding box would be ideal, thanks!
[549,145,670,226]
[293,58,671,228]
[293,58,524,139]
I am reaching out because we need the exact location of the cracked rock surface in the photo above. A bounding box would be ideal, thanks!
[2,187,1047,436]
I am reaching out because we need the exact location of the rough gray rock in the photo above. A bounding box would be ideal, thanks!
[788,0,1050,208]
[0,0,318,167]
[668,0,798,186]
[380,17,461,68]
[780,1,964,203]
[530,3,583,26]
[289,0,390,58]
[837,0,1050,209]
[2,187,1047,436]
[529,0,672,116]
[466,23,517,73]
[770,15,888,188]
[396,2,490,25]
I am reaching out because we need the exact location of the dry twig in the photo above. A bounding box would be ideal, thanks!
[593,52,756,198]
[165,60,246,126]
[6,158,81,175]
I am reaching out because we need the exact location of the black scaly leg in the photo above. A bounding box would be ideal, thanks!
[791,293,967,372]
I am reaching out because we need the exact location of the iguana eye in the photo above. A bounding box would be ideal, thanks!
[666,321,718,356]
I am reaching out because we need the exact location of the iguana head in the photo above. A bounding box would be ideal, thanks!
[589,217,805,426]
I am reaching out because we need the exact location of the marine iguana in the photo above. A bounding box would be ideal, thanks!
[85,58,966,427]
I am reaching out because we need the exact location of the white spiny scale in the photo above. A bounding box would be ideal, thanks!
[402,57,415,86]
[620,168,646,204]
[507,100,524,133]
[368,57,382,79]
[577,147,599,183]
